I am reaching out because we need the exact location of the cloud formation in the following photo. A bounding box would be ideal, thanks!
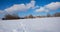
[36,7,49,12]
[0,1,60,19]
[36,2,60,12]
[45,2,60,10]
[1,1,60,13]
[5,0,35,13]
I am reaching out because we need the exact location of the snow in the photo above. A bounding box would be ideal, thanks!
[0,17,60,32]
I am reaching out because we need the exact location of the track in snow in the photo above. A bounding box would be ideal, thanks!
[0,17,60,32]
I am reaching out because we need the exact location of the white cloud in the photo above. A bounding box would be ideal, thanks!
[36,2,60,12]
[5,4,26,12]
[5,0,35,13]
[26,0,35,9]
[45,2,60,10]
[36,7,49,12]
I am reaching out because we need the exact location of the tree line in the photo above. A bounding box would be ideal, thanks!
[2,12,60,20]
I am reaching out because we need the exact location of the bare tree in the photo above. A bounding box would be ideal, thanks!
[28,14,34,18]
[24,14,34,19]
[53,12,60,17]
[2,14,20,20]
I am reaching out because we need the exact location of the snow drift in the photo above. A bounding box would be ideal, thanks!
[0,17,60,32]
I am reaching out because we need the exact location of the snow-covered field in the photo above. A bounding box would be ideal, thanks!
[0,17,60,32]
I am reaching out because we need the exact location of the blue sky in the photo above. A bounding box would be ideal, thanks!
[0,0,60,18]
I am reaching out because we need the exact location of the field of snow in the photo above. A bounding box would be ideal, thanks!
[0,17,60,32]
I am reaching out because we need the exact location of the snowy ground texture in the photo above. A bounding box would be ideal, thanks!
[0,17,60,32]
